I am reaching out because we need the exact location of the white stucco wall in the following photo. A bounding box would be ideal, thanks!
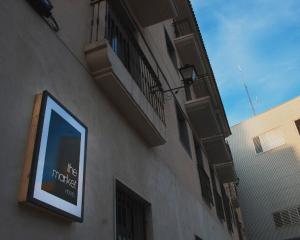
[227,97,300,240]
[0,1,236,240]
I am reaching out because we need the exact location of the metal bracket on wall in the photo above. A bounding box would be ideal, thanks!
[26,0,59,32]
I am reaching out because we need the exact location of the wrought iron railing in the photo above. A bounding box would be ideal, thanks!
[89,0,165,123]
[173,18,193,38]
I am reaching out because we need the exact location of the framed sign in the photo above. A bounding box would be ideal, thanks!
[19,91,87,222]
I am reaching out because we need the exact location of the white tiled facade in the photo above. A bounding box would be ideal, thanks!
[227,96,300,240]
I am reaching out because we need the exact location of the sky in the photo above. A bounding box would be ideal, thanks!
[191,0,300,126]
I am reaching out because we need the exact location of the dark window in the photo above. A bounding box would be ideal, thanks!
[273,212,283,228]
[195,236,202,240]
[295,119,300,134]
[164,28,177,68]
[221,186,233,233]
[198,167,213,206]
[253,136,263,153]
[210,168,225,221]
[194,137,203,166]
[116,181,150,240]
[176,103,191,156]
[194,137,213,206]
[234,211,244,240]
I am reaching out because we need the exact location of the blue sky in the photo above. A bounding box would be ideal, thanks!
[191,0,300,126]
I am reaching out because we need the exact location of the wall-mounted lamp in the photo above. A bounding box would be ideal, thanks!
[179,64,198,86]
[27,0,59,32]
[152,64,198,95]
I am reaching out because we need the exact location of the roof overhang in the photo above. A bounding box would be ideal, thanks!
[127,0,178,27]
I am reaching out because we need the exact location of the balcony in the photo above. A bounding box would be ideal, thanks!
[228,184,239,208]
[215,162,236,184]
[173,19,206,76]
[203,137,233,165]
[125,0,178,27]
[185,96,221,139]
[84,1,166,146]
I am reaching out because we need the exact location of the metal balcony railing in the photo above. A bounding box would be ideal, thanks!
[173,18,193,38]
[89,0,165,123]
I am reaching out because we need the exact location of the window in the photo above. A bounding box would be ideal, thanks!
[273,205,300,228]
[253,128,285,153]
[194,137,203,166]
[198,167,213,206]
[295,119,300,134]
[164,28,177,68]
[221,186,233,233]
[176,103,191,155]
[116,181,150,240]
[194,137,213,206]
[253,136,263,153]
[234,211,244,240]
[195,236,202,240]
[210,167,225,221]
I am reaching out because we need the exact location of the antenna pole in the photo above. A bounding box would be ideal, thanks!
[238,66,256,116]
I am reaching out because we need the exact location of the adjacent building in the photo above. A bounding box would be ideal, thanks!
[0,0,245,239]
[228,97,300,240]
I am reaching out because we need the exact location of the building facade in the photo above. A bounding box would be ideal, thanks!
[0,0,244,239]
[227,97,300,240]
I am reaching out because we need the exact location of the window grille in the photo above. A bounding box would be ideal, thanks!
[273,206,300,228]
[116,182,149,240]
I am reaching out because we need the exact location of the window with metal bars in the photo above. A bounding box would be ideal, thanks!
[116,181,150,240]
[210,167,225,221]
[221,186,233,233]
[198,167,213,206]
[273,205,300,228]
[194,137,213,205]
[176,102,191,156]
[194,137,203,166]
[295,119,300,135]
